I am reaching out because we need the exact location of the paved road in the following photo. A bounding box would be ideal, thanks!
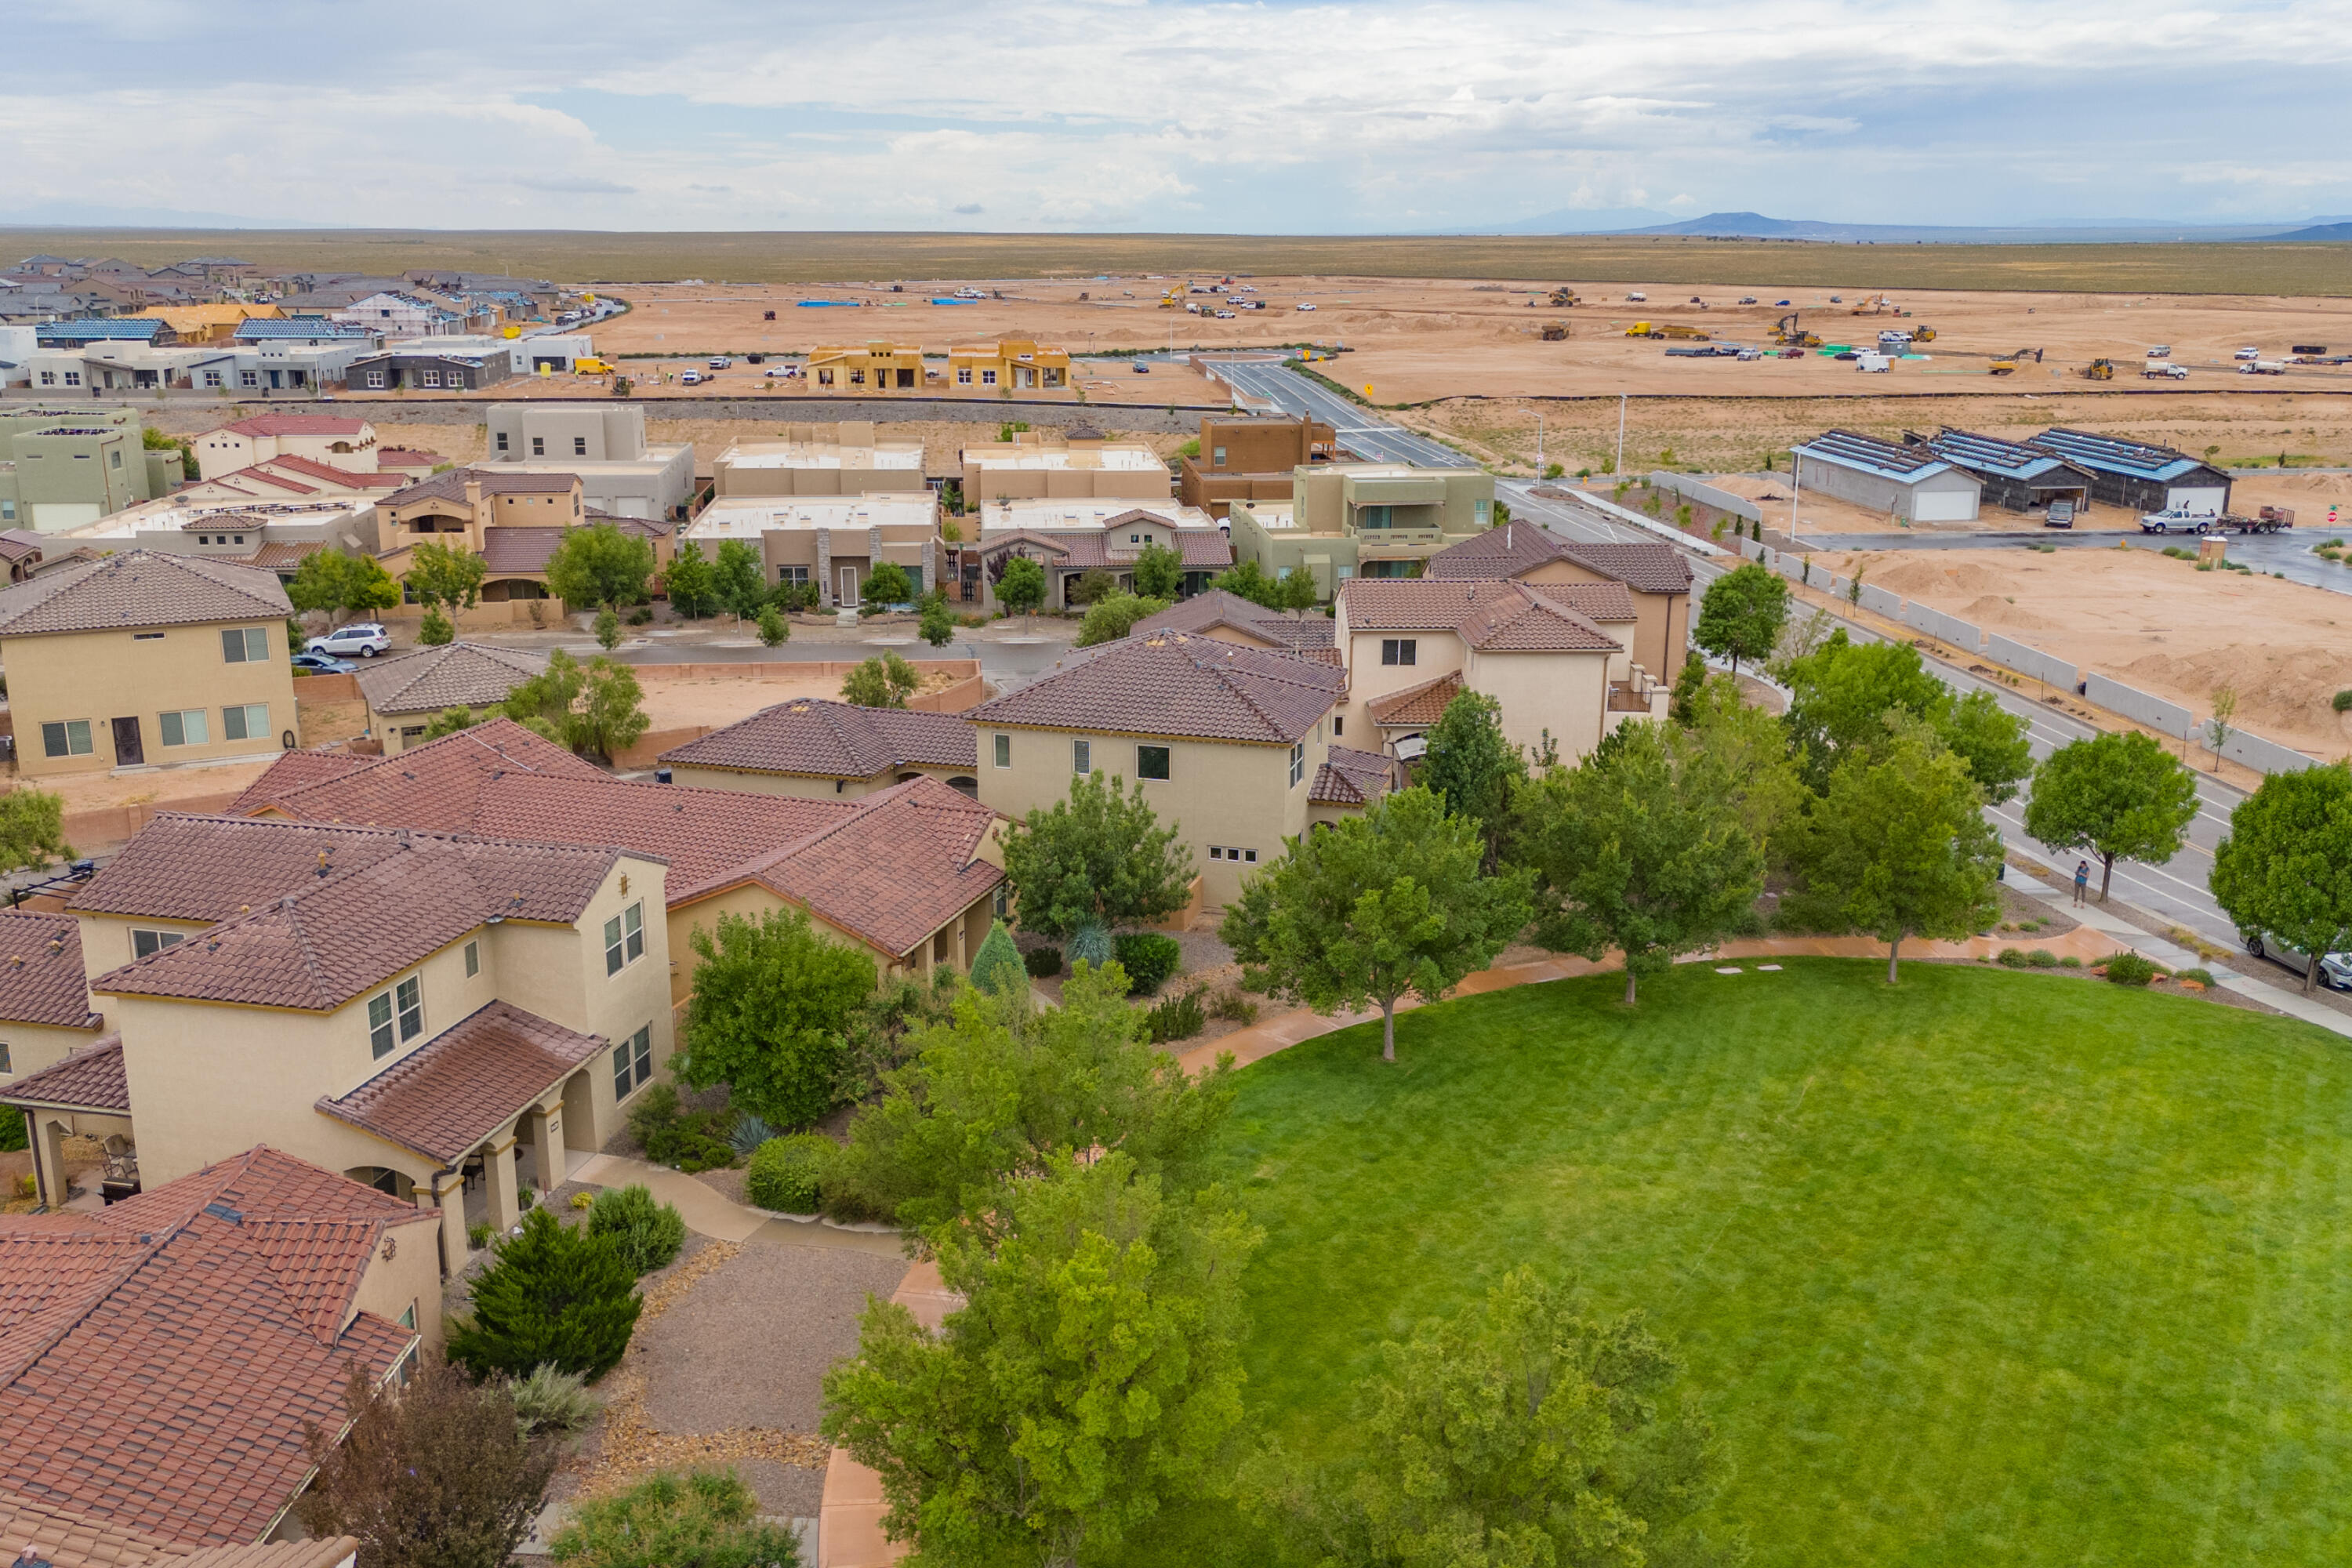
[1796,526,2352,597]
[1206,358,1468,467]
[477,630,1071,682]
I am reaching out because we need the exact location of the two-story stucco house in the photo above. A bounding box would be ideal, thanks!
[1421,526,1695,688]
[659,699,981,800]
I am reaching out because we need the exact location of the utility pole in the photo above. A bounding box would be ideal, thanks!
[1789,447,1802,543]
[1614,393,1626,478]
[1535,412,1544,480]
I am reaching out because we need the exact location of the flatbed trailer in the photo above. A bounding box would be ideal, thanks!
[2212,506,2296,534]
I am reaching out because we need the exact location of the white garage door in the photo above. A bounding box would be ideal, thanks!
[1910,485,1977,522]
[2169,485,2227,515]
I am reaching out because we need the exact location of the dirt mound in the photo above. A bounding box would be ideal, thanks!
[1960,594,2063,631]
[1868,558,2012,597]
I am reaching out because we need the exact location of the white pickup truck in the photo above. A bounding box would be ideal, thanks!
[2138,508,2215,535]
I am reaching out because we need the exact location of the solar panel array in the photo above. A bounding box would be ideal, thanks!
[1795,428,1950,482]
[2029,427,2201,479]
[1923,427,2066,479]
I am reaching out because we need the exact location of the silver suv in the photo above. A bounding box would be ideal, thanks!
[2247,931,2352,990]
[306,622,391,659]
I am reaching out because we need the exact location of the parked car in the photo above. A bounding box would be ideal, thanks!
[2139,508,2214,535]
[1131,361,1151,373]
[2043,499,2076,529]
[2234,346,2261,361]
[680,369,702,384]
[290,652,357,674]
[1214,310,1236,319]
[2146,345,2172,358]
[1773,299,1791,307]
[2246,931,2352,990]
[1296,302,1316,311]
[708,356,731,368]
[304,623,390,659]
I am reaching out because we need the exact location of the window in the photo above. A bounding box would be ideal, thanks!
[532,436,545,456]
[221,703,270,742]
[993,734,1011,768]
[41,720,93,758]
[1334,715,1344,737]
[368,989,396,1058]
[849,368,866,385]
[243,369,262,387]
[133,632,164,641]
[110,449,122,470]
[396,974,423,1040]
[398,1302,417,1330]
[980,369,997,386]
[419,368,441,387]
[0,1042,9,1074]
[993,885,1010,918]
[220,626,268,662]
[1474,498,1493,525]
[1207,845,1259,864]
[1381,638,1417,666]
[203,369,223,388]
[364,370,384,389]
[1137,744,1171,781]
[158,709,210,747]
[62,372,79,387]
[612,1024,652,1098]
[132,928,184,960]
[495,431,510,452]
[573,436,587,456]
[1073,739,1091,775]
[604,901,644,975]
[1290,741,1305,787]
[816,369,833,385]
[38,371,54,387]
[1212,445,1226,466]
[777,565,808,584]
[956,368,972,385]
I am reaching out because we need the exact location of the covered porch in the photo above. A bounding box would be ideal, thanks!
[2,1036,137,1214]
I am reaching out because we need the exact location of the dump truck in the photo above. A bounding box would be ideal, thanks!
[1539,322,1569,341]
[1626,322,1709,340]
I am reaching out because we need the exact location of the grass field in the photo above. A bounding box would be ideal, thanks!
[8,227,2351,296]
[1154,959,2352,1567]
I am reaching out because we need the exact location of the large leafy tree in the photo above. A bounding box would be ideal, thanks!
[289,548,402,630]
[0,787,73,873]
[1786,720,2002,983]
[1075,590,1171,648]
[1781,633,2031,802]
[2023,731,2201,904]
[1210,557,1281,608]
[544,522,655,611]
[402,540,486,615]
[550,1469,801,1568]
[1131,539,1182,600]
[2212,762,2352,994]
[501,648,648,760]
[994,554,1047,619]
[840,652,920,709]
[710,539,768,619]
[1247,1269,1743,1568]
[1417,690,1525,871]
[1000,771,1195,939]
[862,561,916,610]
[1224,787,1532,1062]
[829,961,1236,1233]
[1693,561,1788,677]
[822,1152,1260,1568]
[663,539,718,619]
[1515,720,1764,1005]
[1678,672,1807,864]
[681,907,878,1129]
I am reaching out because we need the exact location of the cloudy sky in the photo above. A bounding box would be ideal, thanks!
[7,0,2350,232]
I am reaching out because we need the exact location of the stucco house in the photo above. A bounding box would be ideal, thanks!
[1421,526,1694,685]
[660,699,980,799]
[1128,588,1340,661]
[374,467,673,612]
[193,413,380,479]
[0,909,109,1092]
[351,641,548,753]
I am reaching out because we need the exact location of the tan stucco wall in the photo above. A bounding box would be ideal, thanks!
[665,761,977,800]
[1465,649,1613,760]
[74,913,216,983]
[0,1019,107,1084]
[1515,561,1686,680]
[347,1212,450,1356]
[6,620,299,779]
[373,705,497,755]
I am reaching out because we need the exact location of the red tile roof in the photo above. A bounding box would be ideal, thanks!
[1423,525,1693,594]
[0,911,102,1030]
[0,1037,128,1114]
[376,448,437,468]
[0,551,291,637]
[1519,579,1639,623]
[968,630,1342,745]
[1364,669,1465,727]
[214,416,370,438]
[249,454,402,491]
[351,642,546,717]
[1308,745,1396,808]
[384,468,578,508]
[659,698,976,779]
[70,815,418,924]
[1130,590,1337,651]
[477,526,567,575]
[248,718,608,828]
[316,1000,607,1163]
[0,1147,430,1548]
[225,749,375,815]
[1339,579,1621,653]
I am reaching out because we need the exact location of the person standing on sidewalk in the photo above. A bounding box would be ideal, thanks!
[2074,860,2091,906]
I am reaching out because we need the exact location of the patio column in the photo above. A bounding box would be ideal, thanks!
[33,1115,70,1211]
[482,1131,521,1236]
[432,1169,469,1276]
[523,1105,562,1193]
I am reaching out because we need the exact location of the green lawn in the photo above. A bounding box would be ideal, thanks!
[1167,960,2352,1566]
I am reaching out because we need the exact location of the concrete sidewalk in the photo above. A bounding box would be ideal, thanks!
[571,1152,905,1255]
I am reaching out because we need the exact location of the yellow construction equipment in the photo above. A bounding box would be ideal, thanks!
[1158,289,1181,309]
[1626,322,1709,340]
[1548,287,1579,308]
[1625,321,1653,337]
[1911,325,1936,343]
[2084,358,2116,381]
[1987,346,2044,375]
[1850,293,1895,315]
[1539,321,1568,341]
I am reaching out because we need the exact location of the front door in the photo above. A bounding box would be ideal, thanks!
[839,564,859,604]
[111,716,143,766]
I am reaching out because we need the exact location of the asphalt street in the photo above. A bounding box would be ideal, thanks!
[1205,358,1468,467]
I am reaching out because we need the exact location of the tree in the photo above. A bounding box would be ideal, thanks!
[1515,720,1765,1005]
[841,652,920,709]
[544,522,655,611]
[297,1356,558,1568]
[1131,539,1182,601]
[1210,557,1280,608]
[1417,691,1524,871]
[995,554,1047,620]
[2022,731,2201,904]
[1693,561,1788,677]
[1227,787,1533,1062]
[289,548,401,630]
[681,907,877,1129]
[829,961,1236,1233]
[1785,720,2002,983]
[1066,567,1119,607]
[403,540,486,614]
[0,787,73,873]
[419,605,456,645]
[1074,590,1171,648]
[967,920,1025,997]
[710,539,767,620]
[2212,762,2352,995]
[447,1207,641,1381]
[1272,568,1319,612]
[503,649,586,733]
[1245,1269,1742,1568]
[1934,688,2035,805]
[663,539,718,619]
[2205,681,2240,771]
[572,656,648,760]
[423,705,485,742]
[1782,633,2030,801]
[550,1470,801,1568]
[1668,648,1708,724]
[822,1152,1259,1568]
[1679,673,1807,864]
[756,604,789,647]
[1000,771,1194,939]
[593,608,622,651]
[919,597,956,647]
[586,1184,688,1277]
[862,561,915,611]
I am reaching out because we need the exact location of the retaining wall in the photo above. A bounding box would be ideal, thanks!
[1647,472,1763,524]
[1904,602,1984,652]
[1984,636,2078,691]
[1857,583,1904,618]
[2219,728,2322,774]
[2085,674,2196,739]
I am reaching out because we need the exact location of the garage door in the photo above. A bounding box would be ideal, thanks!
[1911,486,1978,522]
[2168,485,2227,515]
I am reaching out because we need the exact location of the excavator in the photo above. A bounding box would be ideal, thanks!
[1769,313,1823,348]
[1548,286,1578,308]
[1987,347,2044,376]
[1850,293,1896,315]
[2083,358,2116,381]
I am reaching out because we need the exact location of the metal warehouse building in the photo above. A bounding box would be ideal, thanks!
[1793,429,1980,523]
[1909,427,2096,517]
[2028,428,2231,516]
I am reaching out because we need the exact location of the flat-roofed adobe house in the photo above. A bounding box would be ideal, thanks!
[661,699,980,800]
[0,1145,430,1558]
[965,630,1388,907]
[1421,526,1693,686]
[0,550,297,779]
[352,641,547,753]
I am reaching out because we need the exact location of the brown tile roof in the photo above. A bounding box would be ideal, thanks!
[659,699,976,779]
[1308,745,1397,808]
[92,832,634,1013]
[376,448,437,468]
[0,1147,430,1548]
[0,911,101,1030]
[249,454,402,491]
[978,528,1233,571]
[0,529,46,563]
[248,718,608,829]
[70,815,418,925]
[1130,590,1337,651]
[0,1036,128,1114]
[477,526,565,574]
[971,630,1341,746]
[0,550,292,637]
[215,416,369,437]
[678,776,1003,957]
[1519,579,1639,623]
[225,749,376,815]
[317,1000,606,1163]
[235,542,326,572]
[1339,579,1621,653]
[384,467,577,508]
[1365,669,1465,727]
[353,642,546,717]
[0,1490,187,1568]
[1423,524,1693,594]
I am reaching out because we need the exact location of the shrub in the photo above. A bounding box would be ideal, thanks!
[1112,931,1182,995]
[2058,955,2085,969]
[1237,964,1272,993]
[1996,947,2027,967]
[1142,986,1207,1044]
[594,608,622,649]
[518,1184,537,1210]
[1210,990,1258,1025]
[510,1364,601,1438]
[549,1468,801,1568]
[746,1134,835,1213]
[628,606,654,626]
[470,1221,496,1250]
[2025,949,2059,968]
[1022,944,1063,978]
[2335,689,2352,713]
[419,605,456,645]
[2102,952,2165,986]
[571,1190,596,1211]
[728,1112,780,1158]
[586,1185,687,1276]
[970,921,1027,996]
[2176,967,2218,988]
[1068,920,1113,970]
[627,1083,738,1173]
[0,1103,24,1154]
[448,1207,641,1381]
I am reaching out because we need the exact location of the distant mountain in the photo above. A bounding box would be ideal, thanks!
[1610,211,2352,245]
[2270,221,2352,241]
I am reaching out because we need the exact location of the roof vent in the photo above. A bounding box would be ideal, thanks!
[201,1201,244,1225]
[6,956,19,968]
[48,938,63,955]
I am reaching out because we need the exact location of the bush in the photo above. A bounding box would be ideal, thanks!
[2176,967,2218,988]
[1210,990,1258,1025]
[1068,920,1113,970]
[571,1190,597,1210]
[627,1083,738,1173]
[587,1185,687,1276]
[2103,952,2165,986]
[0,1103,24,1154]
[1022,945,1063,978]
[1142,986,1207,1044]
[746,1134,835,1213]
[2335,689,2352,713]
[727,1112,779,1158]
[629,606,654,626]
[549,1468,802,1568]
[419,605,456,646]
[1112,931,1182,995]
[970,921,1028,996]
[594,608,622,649]
[510,1364,601,1437]
[470,1221,496,1250]
[448,1207,642,1381]
[2025,949,2059,968]
[2058,955,2084,969]
[518,1184,537,1210]
[1996,947,2027,967]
